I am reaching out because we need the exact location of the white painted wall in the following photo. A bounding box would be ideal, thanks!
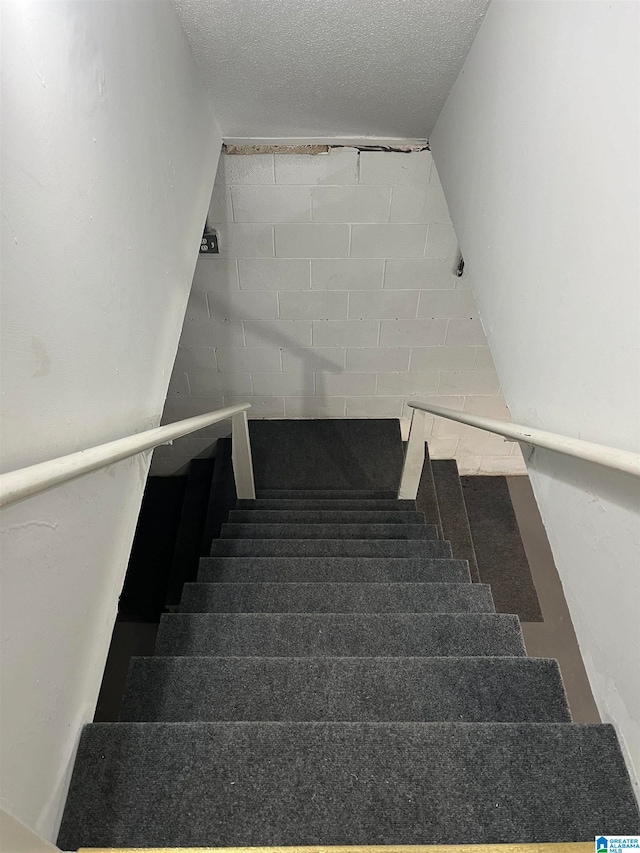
[431,0,640,788]
[0,1,221,838]
[155,148,525,476]
[174,0,489,139]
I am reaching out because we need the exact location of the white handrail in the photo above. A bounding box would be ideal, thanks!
[398,400,640,500]
[0,404,256,509]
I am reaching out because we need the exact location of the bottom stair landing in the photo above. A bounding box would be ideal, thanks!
[59,420,640,848]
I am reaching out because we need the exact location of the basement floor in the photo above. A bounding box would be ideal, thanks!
[94,474,599,724]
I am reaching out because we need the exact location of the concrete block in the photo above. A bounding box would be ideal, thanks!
[409,346,477,371]
[279,291,348,320]
[207,290,278,321]
[384,258,457,290]
[192,258,239,292]
[311,259,384,290]
[439,371,501,395]
[346,397,404,418]
[243,320,312,347]
[417,290,478,319]
[390,185,451,223]
[285,396,347,417]
[252,373,315,396]
[379,318,447,347]
[312,320,379,347]
[231,186,310,223]
[275,224,349,257]
[221,154,274,185]
[238,259,310,290]
[311,186,391,222]
[215,347,282,374]
[348,290,419,320]
[376,371,440,396]
[281,347,346,373]
[359,150,433,186]
[208,186,233,223]
[425,223,459,258]
[446,317,488,347]
[316,372,377,396]
[214,224,274,258]
[274,148,358,185]
[346,348,411,372]
[351,224,427,258]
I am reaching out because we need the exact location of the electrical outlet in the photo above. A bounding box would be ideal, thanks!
[200,231,219,254]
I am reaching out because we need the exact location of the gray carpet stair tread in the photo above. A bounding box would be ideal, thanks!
[237,499,417,510]
[198,556,471,583]
[154,613,526,657]
[249,420,404,491]
[432,459,480,582]
[120,657,570,723]
[229,510,426,524]
[221,523,437,540]
[57,722,640,849]
[256,489,399,499]
[210,538,452,557]
[179,582,495,613]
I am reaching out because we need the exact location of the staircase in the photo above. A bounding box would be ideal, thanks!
[58,420,640,849]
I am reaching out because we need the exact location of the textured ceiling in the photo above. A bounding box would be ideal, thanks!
[174,0,490,140]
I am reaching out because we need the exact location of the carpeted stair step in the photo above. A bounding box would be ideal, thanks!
[237,498,417,510]
[210,538,452,557]
[58,721,640,849]
[198,556,471,584]
[154,613,526,657]
[228,510,426,524]
[250,419,404,491]
[221,523,437,540]
[120,656,571,723]
[257,489,399,499]
[179,582,495,613]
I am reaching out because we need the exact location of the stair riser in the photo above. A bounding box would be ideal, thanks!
[221,523,437,540]
[198,557,471,584]
[256,490,399,499]
[120,657,571,723]
[237,499,417,510]
[210,539,452,557]
[229,510,426,524]
[179,582,495,613]
[155,613,526,658]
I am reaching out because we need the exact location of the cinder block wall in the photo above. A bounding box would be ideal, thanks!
[154,147,525,476]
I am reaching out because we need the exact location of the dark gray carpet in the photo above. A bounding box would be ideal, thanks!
[120,657,570,723]
[58,722,640,849]
[432,459,480,582]
[461,476,543,622]
[221,522,437,540]
[179,582,495,613]
[154,613,526,657]
[198,556,472,584]
[256,489,399,498]
[229,510,426,524]
[210,538,452,557]
[249,420,404,490]
[238,498,417,510]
